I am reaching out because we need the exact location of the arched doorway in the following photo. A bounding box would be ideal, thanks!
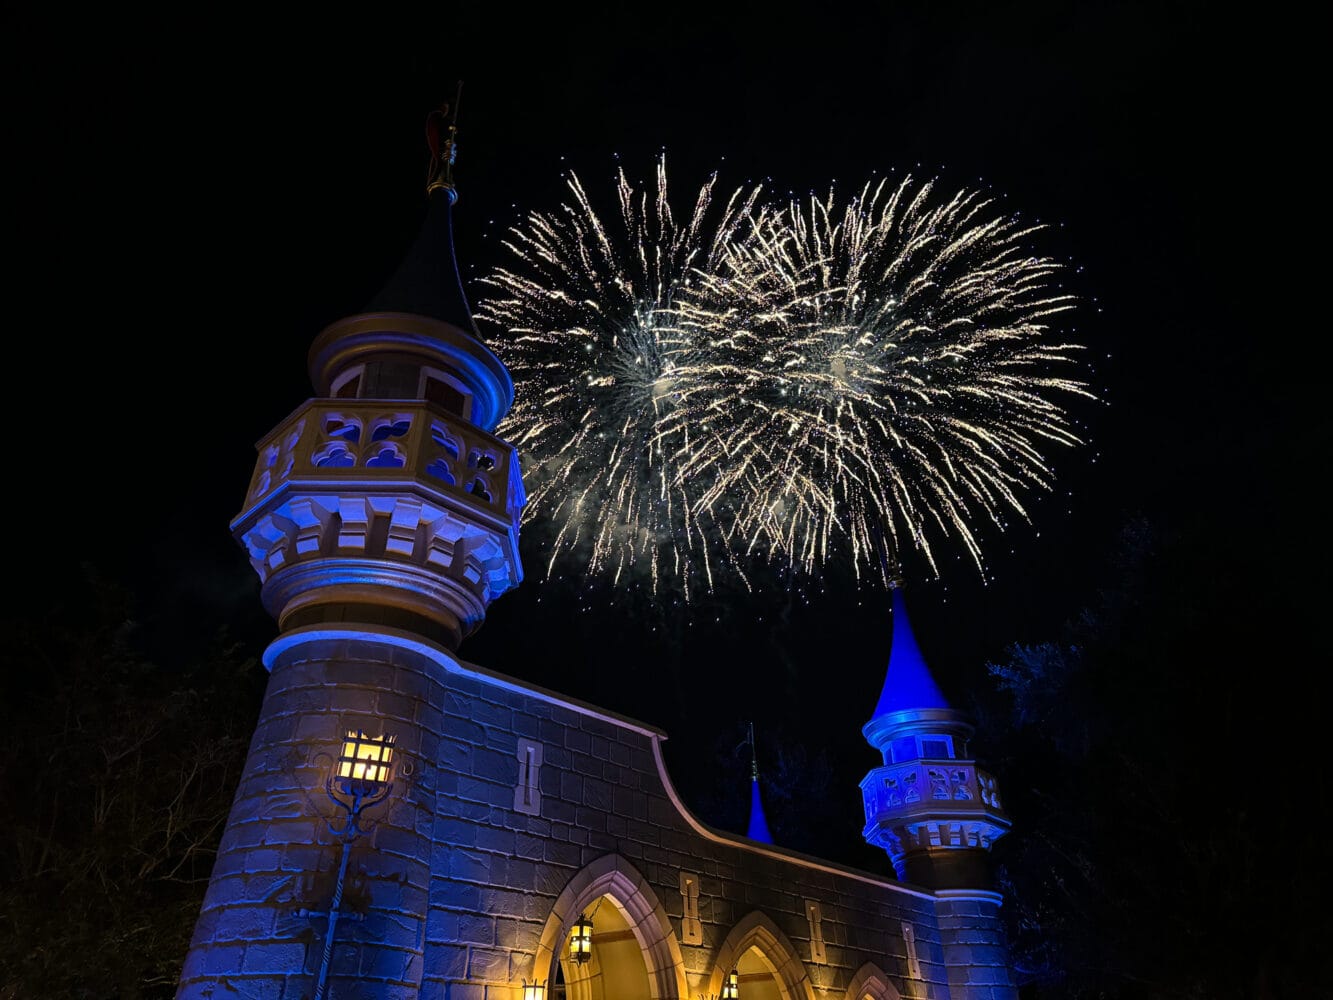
[707,911,814,1000]
[844,961,903,1000]
[531,853,687,1000]
[555,894,651,1000]
[734,944,787,1000]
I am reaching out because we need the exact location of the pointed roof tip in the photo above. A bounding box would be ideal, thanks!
[869,587,951,719]
[363,95,481,338]
[365,187,481,336]
[746,777,773,844]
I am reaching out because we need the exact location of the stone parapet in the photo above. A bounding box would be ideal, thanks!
[231,399,524,641]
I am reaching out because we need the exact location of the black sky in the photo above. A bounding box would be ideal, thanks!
[7,5,1313,872]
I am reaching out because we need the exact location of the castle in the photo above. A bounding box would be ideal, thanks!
[177,106,1018,1000]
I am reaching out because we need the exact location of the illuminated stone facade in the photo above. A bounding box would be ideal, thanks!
[176,117,1018,1000]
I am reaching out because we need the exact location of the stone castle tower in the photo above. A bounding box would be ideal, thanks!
[178,108,1020,1000]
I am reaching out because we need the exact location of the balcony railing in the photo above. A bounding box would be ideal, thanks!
[239,399,524,526]
[861,761,1005,823]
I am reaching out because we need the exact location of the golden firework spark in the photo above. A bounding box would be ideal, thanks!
[478,164,1092,596]
[676,175,1093,580]
[475,158,765,597]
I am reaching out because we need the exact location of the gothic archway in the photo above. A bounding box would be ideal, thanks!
[531,853,687,1000]
[844,961,903,1000]
[707,911,815,1000]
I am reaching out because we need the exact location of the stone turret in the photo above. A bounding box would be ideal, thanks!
[178,101,525,1000]
[860,588,1009,888]
[233,99,522,652]
[860,588,1018,999]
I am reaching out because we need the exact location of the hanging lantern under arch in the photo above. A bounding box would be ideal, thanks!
[569,912,594,964]
[721,967,740,999]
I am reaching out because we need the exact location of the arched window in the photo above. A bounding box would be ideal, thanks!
[420,366,472,419]
[331,366,364,399]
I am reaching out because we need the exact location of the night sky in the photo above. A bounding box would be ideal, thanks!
[10,5,1311,881]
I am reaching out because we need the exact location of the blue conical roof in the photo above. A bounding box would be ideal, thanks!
[870,588,950,719]
[746,777,773,843]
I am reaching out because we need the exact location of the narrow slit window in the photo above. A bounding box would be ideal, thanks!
[514,739,542,816]
[903,921,922,980]
[806,900,827,964]
[679,872,702,945]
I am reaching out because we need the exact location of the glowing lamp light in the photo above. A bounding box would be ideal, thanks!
[569,912,594,964]
[335,730,396,796]
[722,968,740,999]
[522,980,546,1000]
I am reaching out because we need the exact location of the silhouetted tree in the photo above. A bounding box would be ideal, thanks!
[972,518,1319,1000]
[0,569,265,999]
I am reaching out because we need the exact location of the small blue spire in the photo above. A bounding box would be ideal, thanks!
[744,722,773,843]
[870,588,950,719]
[747,777,773,843]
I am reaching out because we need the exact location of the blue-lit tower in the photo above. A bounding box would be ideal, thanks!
[861,588,1017,998]
[177,102,525,999]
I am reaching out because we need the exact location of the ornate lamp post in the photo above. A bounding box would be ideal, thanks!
[302,730,397,1000]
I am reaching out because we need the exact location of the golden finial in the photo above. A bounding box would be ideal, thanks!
[426,81,463,201]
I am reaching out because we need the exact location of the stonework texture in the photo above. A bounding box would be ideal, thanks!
[178,629,1017,1000]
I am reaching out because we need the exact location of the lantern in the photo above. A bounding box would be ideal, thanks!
[334,730,396,797]
[522,981,546,1000]
[569,912,594,964]
[721,967,740,999]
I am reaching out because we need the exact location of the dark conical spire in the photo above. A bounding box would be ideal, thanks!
[365,89,480,337]
[869,587,950,720]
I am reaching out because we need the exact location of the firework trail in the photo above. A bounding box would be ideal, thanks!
[675,174,1093,580]
[478,163,1091,595]
[475,158,766,597]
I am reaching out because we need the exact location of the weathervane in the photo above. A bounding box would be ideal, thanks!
[871,523,904,590]
[747,721,759,781]
[426,80,463,201]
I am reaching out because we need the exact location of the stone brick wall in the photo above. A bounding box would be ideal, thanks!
[178,625,1016,1000]
[933,897,1018,1000]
